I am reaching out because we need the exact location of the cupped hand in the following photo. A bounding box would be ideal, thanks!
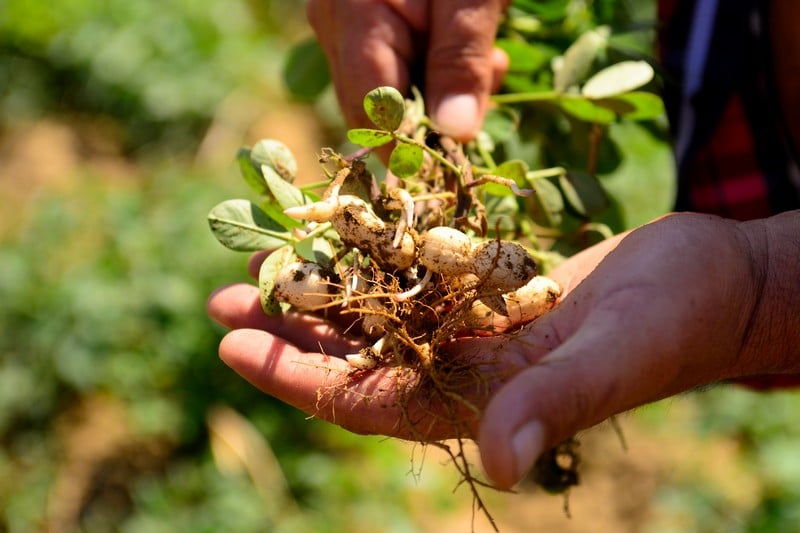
[306,0,510,140]
[207,213,770,489]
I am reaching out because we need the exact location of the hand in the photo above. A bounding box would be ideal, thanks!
[207,212,800,489]
[306,0,510,140]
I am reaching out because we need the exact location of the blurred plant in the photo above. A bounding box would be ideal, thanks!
[0,0,308,153]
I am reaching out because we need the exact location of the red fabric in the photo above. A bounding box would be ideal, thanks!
[685,94,773,220]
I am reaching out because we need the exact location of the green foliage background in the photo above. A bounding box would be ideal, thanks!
[1,1,799,531]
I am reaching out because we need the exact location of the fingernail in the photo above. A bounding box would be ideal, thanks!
[434,93,479,140]
[511,420,545,484]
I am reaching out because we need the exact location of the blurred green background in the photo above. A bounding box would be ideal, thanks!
[1,1,799,532]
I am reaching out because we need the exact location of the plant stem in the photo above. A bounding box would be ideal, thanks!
[394,133,462,176]
[490,91,560,104]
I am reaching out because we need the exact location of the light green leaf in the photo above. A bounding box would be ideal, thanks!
[553,26,610,92]
[483,160,529,196]
[388,143,423,178]
[495,39,555,73]
[557,97,617,124]
[236,147,269,197]
[251,139,297,183]
[581,60,655,99]
[558,171,608,217]
[363,86,405,131]
[208,199,293,251]
[596,92,664,121]
[346,128,395,148]
[259,246,296,316]
[282,38,331,102]
[262,164,305,210]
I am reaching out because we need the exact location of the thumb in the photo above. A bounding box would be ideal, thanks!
[477,308,692,490]
[426,0,509,140]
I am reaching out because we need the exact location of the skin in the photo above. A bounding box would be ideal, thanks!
[208,1,800,490]
[306,0,510,140]
[208,212,800,489]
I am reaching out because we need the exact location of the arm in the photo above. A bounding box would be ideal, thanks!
[478,210,800,488]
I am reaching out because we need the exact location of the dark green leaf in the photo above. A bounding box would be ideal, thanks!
[259,246,296,316]
[388,143,423,178]
[363,86,405,131]
[282,38,331,102]
[346,128,395,148]
[208,200,292,251]
[596,92,665,121]
[295,236,335,265]
[558,171,608,217]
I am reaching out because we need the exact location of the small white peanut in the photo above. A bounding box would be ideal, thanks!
[273,261,335,309]
[331,196,415,271]
[467,275,562,332]
[417,226,474,274]
[471,240,538,292]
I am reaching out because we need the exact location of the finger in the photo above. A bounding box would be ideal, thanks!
[207,283,364,355]
[307,0,417,129]
[247,251,270,279]
[426,0,509,139]
[476,291,719,490]
[219,328,471,440]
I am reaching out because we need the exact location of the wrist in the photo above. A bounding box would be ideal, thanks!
[735,210,800,376]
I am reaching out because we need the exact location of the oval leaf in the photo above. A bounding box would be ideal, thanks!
[557,97,617,124]
[553,26,610,93]
[596,91,664,121]
[208,200,292,251]
[282,38,331,102]
[259,246,297,316]
[581,60,655,99]
[346,128,394,148]
[251,139,297,183]
[388,143,423,178]
[236,147,269,197]
[295,236,336,265]
[262,164,305,210]
[558,171,608,217]
[363,86,405,131]
[525,176,564,228]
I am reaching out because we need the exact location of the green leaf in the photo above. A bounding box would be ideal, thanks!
[295,236,336,265]
[388,143,423,178]
[282,38,331,102]
[482,107,519,144]
[262,165,305,210]
[557,97,617,124]
[525,176,564,228]
[558,171,608,217]
[495,39,555,73]
[251,139,297,183]
[346,128,395,148]
[483,159,529,196]
[208,200,293,251]
[259,246,296,316]
[236,147,270,197]
[581,60,655,99]
[596,92,664,121]
[553,26,610,93]
[363,86,405,131]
